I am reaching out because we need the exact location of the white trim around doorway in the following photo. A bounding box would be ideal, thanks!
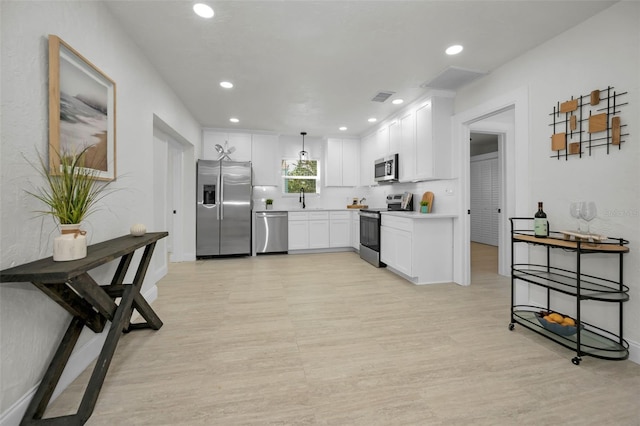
[452,86,530,287]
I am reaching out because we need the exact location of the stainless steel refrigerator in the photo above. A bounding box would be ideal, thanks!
[196,160,252,257]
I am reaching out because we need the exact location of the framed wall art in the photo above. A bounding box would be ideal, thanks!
[48,35,116,181]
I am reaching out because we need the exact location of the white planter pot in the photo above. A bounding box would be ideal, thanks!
[53,224,87,261]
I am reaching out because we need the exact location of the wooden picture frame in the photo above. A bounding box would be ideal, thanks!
[48,35,116,181]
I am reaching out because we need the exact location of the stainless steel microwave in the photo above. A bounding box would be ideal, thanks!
[374,154,398,183]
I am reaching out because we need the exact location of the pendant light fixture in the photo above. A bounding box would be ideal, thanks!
[299,131,309,162]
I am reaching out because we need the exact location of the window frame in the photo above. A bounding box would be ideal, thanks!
[281,158,321,196]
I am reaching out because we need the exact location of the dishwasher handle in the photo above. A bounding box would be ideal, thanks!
[256,212,288,218]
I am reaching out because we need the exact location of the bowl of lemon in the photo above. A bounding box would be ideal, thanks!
[536,311,582,336]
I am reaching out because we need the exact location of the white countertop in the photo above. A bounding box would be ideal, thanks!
[254,208,457,218]
[254,208,358,213]
[381,211,457,219]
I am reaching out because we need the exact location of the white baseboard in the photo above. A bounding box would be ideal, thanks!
[0,285,158,426]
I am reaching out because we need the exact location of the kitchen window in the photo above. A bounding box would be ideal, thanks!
[281,159,320,194]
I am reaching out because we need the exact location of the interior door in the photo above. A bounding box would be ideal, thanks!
[470,154,499,246]
[196,160,220,256]
[220,161,252,255]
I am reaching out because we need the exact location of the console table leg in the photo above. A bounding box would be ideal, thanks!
[122,243,156,332]
[76,285,136,423]
[22,317,84,422]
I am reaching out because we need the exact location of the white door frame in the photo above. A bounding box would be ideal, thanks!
[469,127,508,275]
[167,140,185,262]
[452,86,530,286]
[153,118,195,263]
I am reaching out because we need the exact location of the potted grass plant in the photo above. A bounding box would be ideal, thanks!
[265,198,274,210]
[27,146,113,261]
[420,200,429,213]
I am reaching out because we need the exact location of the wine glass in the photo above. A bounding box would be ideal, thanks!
[569,202,582,232]
[580,201,597,234]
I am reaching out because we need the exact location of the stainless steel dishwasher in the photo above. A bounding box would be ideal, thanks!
[255,211,288,254]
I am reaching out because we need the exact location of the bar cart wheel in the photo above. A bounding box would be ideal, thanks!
[572,356,582,365]
[508,323,515,331]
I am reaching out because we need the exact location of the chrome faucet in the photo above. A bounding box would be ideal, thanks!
[359,197,366,204]
[299,188,306,209]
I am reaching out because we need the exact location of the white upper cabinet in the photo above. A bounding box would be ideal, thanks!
[202,130,252,161]
[376,126,390,159]
[399,111,416,181]
[342,139,359,186]
[413,96,454,181]
[359,132,376,186]
[361,94,453,183]
[251,134,279,186]
[415,102,434,179]
[325,138,359,187]
[388,120,400,156]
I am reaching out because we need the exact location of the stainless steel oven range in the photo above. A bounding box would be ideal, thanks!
[359,208,385,267]
[359,193,414,267]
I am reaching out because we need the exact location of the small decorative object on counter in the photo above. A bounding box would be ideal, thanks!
[130,223,146,237]
[534,201,548,237]
[265,199,274,210]
[420,201,429,213]
[421,191,434,213]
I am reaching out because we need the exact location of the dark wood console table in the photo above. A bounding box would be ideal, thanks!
[0,232,168,425]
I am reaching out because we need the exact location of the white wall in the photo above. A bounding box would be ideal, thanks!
[0,1,201,421]
[454,2,640,357]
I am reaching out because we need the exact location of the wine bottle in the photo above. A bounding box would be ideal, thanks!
[534,201,548,238]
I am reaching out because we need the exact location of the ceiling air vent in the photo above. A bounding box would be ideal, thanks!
[371,91,395,103]
[421,66,487,91]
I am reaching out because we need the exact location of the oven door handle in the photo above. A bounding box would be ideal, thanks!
[359,211,381,219]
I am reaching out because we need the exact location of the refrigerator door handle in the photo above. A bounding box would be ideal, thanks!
[220,173,224,220]
[216,172,222,220]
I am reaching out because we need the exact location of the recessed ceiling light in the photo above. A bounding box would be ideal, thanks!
[220,81,233,89]
[339,126,347,131]
[368,118,377,123]
[193,3,214,19]
[392,99,404,105]
[446,44,463,55]
[229,118,239,123]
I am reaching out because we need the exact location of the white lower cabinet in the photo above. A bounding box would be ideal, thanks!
[288,215,309,250]
[288,211,354,251]
[380,214,453,284]
[329,211,351,247]
[309,212,330,248]
[381,225,412,276]
[351,211,360,250]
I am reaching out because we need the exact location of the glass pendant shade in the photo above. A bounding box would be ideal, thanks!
[299,131,309,161]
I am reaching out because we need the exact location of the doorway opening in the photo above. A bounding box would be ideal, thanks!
[153,115,196,266]
[470,131,501,277]
[452,86,530,286]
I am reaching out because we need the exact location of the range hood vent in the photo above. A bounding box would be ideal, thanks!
[371,91,395,103]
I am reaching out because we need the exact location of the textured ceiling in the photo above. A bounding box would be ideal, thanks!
[105,0,616,138]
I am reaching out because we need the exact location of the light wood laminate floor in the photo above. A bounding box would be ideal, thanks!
[47,246,640,425]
